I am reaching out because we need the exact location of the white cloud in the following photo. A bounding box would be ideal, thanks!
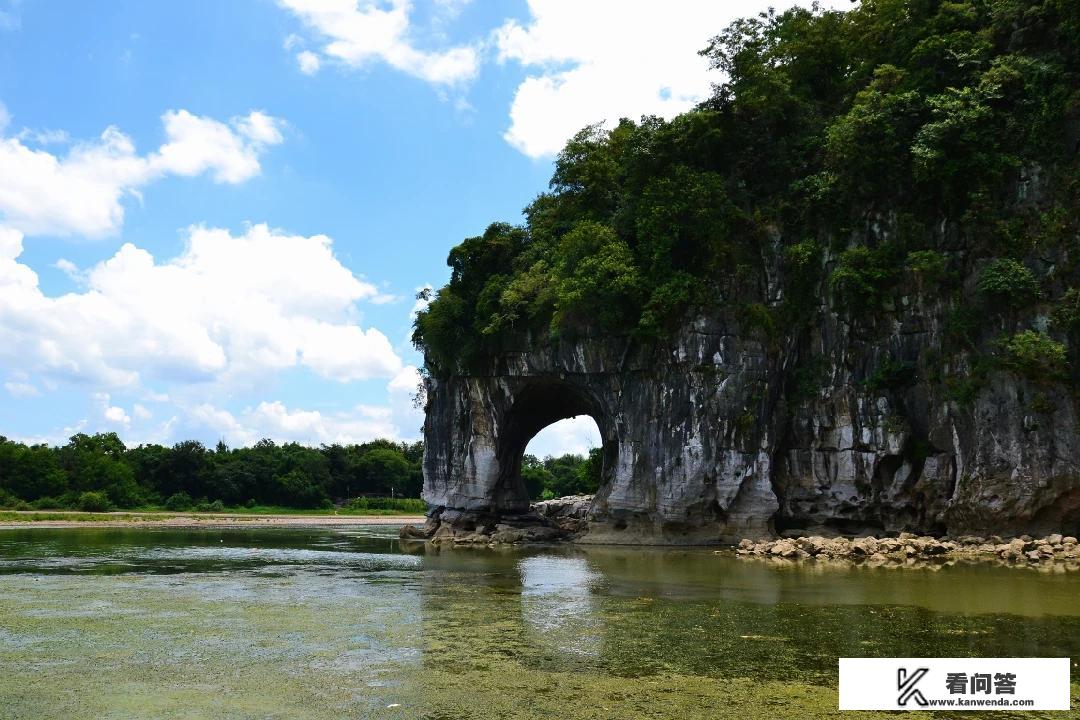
[297,50,322,74]
[233,111,285,146]
[104,405,130,426]
[388,364,420,395]
[0,223,403,391]
[53,258,83,282]
[280,0,479,86]
[252,401,394,444]
[409,283,432,319]
[0,108,284,237]
[183,364,423,447]
[5,380,39,398]
[9,419,89,448]
[133,403,152,420]
[496,0,852,158]
[16,128,70,145]
[0,101,9,133]
[152,109,284,183]
[526,415,600,458]
[95,392,132,428]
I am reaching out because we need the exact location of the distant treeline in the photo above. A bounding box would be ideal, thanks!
[523,449,601,500]
[0,433,598,511]
[0,433,424,511]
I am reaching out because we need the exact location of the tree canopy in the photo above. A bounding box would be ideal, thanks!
[414,0,1079,378]
[0,433,424,511]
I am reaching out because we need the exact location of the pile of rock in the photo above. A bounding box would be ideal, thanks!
[398,510,569,546]
[532,494,593,533]
[399,495,594,545]
[430,521,566,545]
[734,533,1080,564]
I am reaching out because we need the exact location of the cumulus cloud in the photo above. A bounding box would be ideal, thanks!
[0,108,284,237]
[297,49,322,74]
[16,128,70,145]
[526,415,601,458]
[187,367,423,447]
[0,223,403,391]
[94,393,132,428]
[280,0,479,86]
[496,0,852,158]
[53,258,84,282]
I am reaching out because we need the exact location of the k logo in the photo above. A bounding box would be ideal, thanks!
[897,667,929,707]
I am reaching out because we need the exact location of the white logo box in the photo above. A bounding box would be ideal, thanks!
[839,657,1071,711]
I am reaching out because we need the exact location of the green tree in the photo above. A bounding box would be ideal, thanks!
[355,448,412,497]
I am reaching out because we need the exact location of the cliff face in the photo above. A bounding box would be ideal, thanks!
[411,0,1080,544]
[422,222,1079,544]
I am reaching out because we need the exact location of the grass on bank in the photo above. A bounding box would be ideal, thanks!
[0,496,427,523]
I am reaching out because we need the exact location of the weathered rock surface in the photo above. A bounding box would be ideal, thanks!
[533,494,593,534]
[420,218,1079,544]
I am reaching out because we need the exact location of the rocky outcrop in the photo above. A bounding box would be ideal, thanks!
[421,315,783,544]
[533,494,593,517]
[420,221,1079,544]
[399,506,568,545]
[399,494,594,544]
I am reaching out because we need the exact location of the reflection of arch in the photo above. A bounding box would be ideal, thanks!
[494,379,613,514]
[518,554,602,659]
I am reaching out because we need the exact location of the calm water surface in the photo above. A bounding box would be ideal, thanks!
[0,526,1077,719]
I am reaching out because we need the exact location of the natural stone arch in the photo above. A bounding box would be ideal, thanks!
[420,324,784,544]
[421,373,618,526]
[493,379,613,513]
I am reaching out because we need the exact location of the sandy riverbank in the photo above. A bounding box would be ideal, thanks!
[0,511,425,530]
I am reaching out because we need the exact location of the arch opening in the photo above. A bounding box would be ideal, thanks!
[522,416,602,500]
[493,380,613,512]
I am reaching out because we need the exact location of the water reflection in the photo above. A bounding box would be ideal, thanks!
[518,555,603,658]
[570,545,1080,617]
[1,527,1078,719]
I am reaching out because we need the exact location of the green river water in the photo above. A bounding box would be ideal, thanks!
[0,526,1077,719]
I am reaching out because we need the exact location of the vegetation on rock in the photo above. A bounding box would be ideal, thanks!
[414,0,1079,392]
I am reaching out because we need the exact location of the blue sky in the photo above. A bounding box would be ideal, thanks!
[0,0,841,455]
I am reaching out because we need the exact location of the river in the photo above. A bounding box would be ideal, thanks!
[0,526,1077,718]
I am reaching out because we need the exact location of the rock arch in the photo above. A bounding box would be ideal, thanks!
[496,380,611,509]
[421,372,617,527]
[420,324,782,544]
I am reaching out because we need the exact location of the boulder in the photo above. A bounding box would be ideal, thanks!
[398,524,430,540]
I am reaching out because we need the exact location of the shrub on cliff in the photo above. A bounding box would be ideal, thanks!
[1052,288,1080,331]
[1001,330,1068,380]
[977,259,1040,307]
[906,250,949,284]
[829,246,902,309]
